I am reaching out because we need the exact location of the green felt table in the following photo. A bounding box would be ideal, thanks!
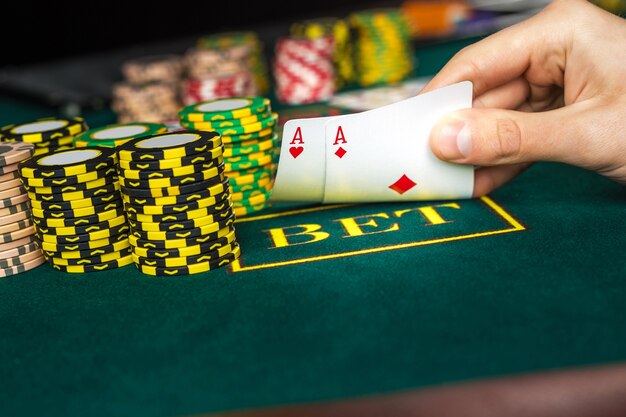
[1,36,625,417]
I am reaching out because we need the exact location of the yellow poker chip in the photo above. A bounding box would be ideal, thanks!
[217,113,278,136]
[121,179,228,207]
[233,202,269,217]
[135,245,240,276]
[27,182,120,202]
[43,239,131,259]
[229,182,272,201]
[227,167,273,186]
[118,164,223,188]
[127,197,232,223]
[224,149,273,163]
[18,147,117,179]
[45,248,132,266]
[224,153,273,172]
[128,225,234,250]
[52,254,133,273]
[180,112,271,129]
[132,241,238,268]
[25,175,117,194]
[118,152,223,171]
[119,161,221,180]
[128,208,233,232]
[31,200,123,219]
[232,189,271,207]
[131,229,236,258]
[230,175,272,193]
[123,192,229,216]
[35,214,127,236]
[35,223,130,244]
[117,131,221,161]
[130,215,235,241]
[21,166,117,188]
[0,117,87,143]
[37,233,130,253]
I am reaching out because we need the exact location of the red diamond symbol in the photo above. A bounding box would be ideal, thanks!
[389,174,417,195]
[334,147,347,158]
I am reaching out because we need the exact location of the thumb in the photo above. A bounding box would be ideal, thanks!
[429,106,589,167]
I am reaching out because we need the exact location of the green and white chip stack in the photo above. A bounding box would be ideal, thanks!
[178,97,278,217]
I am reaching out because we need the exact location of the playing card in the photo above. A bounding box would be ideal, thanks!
[271,116,339,202]
[322,81,474,203]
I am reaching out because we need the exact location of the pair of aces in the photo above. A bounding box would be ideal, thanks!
[271,81,474,204]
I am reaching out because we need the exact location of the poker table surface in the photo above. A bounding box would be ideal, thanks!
[1,35,625,417]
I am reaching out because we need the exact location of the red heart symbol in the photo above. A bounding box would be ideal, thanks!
[289,146,304,159]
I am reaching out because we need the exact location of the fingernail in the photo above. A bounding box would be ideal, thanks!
[435,121,472,160]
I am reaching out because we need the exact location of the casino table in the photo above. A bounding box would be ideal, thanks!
[1,35,626,417]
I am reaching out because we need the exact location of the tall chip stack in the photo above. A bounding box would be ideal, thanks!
[112,55,183,123]
[18,148,132,273]
[183,41,258,105]
[273,36,336,104]
[197,31,270,95]
[0,117,88,156]
[73,123,168,148]
[349,8,415,87]
[116,131,240,276]
[0,142,45,277]
[178,98,278,217]
[290,17,355,90]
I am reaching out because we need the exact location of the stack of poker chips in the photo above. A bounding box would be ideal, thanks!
[113,55,183,123]
[273,36,336,105]
[18,148,132,273]
[116,131,240,276]
[73,122,168,148]
[0,142,45,277]
[349,8,415,87]
[290,17,355,89]
[0,117,88,156]
[196,31,270,95]
[178,98,277,217]
[183,43,257,105]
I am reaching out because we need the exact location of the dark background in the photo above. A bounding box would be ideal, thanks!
[2,0,395,67]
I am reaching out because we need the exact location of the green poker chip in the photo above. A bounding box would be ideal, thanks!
[223,134,278,157]
[179,112,271,128]
[178,97,271,122]
[73,123,167,148]
[212,113,278,136]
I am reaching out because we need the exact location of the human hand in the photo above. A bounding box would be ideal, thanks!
[424,0,626,196]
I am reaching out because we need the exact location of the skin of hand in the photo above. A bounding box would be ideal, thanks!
[423,0,626,196]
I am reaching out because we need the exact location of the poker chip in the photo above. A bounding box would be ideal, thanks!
[0,256,46,278]
[120,174,225,198]
[132,229,236,258]
[19,148,117,178]
[0,117,87,143]
[196,31,270,94]
[117,131,221,161]
[122,55,183,84]
[273,36,336,104]
[118,152,223,171]
[133,241,238,268]
[112,81,181,124]
[128,225,234,250]
[51,254,133,273]
[19,146,131,273]
[0,141,40,277]
[41,239,131,260]
[45,248,133,266]
[178,97,270,122]
[36,233,130,253]
[135,245,240,276]
[73,123,167,148]
[291,17,354,89]
[178,98,277,217]
[349,8,415,86]
[181,72,257,105]
[117,129,241,276]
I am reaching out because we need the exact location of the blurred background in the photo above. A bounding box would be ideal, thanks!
[0,0,623,118]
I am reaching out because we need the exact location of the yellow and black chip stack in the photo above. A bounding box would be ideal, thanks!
[349,8,415,87]
[0,142,45,277]
[0,117,88,156]
[116,131,240,276]
[18,148,132,273]
[290,17,355,89]
[178,97,278,217]
[73,122,168,148]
